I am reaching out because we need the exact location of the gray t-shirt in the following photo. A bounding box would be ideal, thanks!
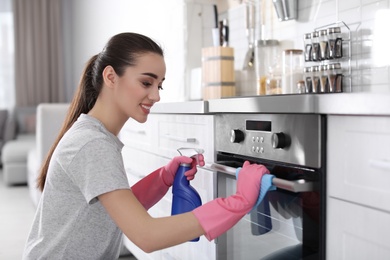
[23,114,130,260]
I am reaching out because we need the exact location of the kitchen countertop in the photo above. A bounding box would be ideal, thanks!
[151,93,390,116]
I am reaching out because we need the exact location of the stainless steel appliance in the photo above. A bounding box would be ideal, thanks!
[205,113,325,260]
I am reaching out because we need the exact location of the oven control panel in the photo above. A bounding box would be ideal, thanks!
[216,114,323,168]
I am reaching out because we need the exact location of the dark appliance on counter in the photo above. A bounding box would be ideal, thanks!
[206,113,326,260]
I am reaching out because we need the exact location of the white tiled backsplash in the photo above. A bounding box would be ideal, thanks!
[196,0,390,95]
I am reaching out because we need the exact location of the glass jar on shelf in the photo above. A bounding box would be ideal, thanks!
[281,49,304,94]
[255,40,280,95]
[303,66,313,93]
[327,27,342,59]
[311,65,320,93]
[311,31,320,61]
[304,33,312,62]
[327,63,343,92]
[319,64,329,93]
[319,29,328,60]
[266,62,282,95]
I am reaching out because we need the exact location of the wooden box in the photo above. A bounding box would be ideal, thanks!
[201,46,235,100]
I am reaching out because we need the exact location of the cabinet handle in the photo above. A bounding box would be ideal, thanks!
[202,163,318,193]
[126,129,146,135]
[125,167,146,178]
[162,134,196,143]
[369,159,390,171]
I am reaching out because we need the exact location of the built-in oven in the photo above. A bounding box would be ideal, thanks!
[204,113,326,260]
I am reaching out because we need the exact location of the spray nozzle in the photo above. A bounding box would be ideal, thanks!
[177,147,204,165]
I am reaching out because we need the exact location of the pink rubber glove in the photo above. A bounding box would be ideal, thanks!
[131,155,205,210]
[161,154,205,186]
[192,161,270,241]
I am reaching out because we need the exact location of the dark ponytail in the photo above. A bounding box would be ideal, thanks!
[37,32,164,191]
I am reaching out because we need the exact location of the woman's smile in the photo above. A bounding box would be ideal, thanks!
[140,103,153,114]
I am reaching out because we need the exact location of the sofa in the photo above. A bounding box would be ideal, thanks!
[0,109,14,165]
[27,103,69,206]
[1,107,37,185]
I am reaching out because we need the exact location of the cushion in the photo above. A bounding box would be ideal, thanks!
[15,106,37,134]
[0,109,7,138]
[1,135,35,163]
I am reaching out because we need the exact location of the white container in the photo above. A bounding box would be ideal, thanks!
[281,49,303,94]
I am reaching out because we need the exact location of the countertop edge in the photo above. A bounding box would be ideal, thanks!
[150,101,209,114]
[149,93,390,116]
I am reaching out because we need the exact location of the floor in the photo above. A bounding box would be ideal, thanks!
[0,169,137,259]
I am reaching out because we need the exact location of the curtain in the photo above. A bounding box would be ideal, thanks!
[13,0,66,106]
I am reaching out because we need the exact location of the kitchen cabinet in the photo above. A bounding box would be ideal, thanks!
[119,114,216,260]
[326,115,390,259]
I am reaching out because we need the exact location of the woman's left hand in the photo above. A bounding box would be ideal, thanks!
[162,154,205,186]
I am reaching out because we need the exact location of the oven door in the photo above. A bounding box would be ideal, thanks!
[203,153,324,260]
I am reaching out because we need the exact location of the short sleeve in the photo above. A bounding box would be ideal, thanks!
[67,138,130,204]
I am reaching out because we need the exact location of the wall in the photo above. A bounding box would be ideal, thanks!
[62,0,188,102]
[215,0,390,95]
[63,0,390,103]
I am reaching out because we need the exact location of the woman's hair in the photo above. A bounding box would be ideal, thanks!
[37,32,164,191]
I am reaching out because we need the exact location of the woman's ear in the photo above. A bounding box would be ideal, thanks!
[102,66,117,88]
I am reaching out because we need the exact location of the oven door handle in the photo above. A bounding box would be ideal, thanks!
[202,163,317,193]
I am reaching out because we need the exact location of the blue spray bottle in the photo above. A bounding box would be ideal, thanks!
[171,148,204,242]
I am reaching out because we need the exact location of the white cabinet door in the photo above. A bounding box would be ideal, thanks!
[327,115,390,212]
[327,115,390,260]
[120,113,216,260]
[327,198,390,259]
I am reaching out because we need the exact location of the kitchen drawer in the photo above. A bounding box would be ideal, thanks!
[326,198,390,260]
[118,115,157,153]
[123,148,216,260]
[327,115,390,212]
[122,145,164,180]
[156,114,214,162]
[159,196,216,260]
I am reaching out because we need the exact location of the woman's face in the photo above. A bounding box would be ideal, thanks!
[115,52,166,123]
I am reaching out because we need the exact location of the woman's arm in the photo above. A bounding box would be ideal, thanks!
[98,189,205,253]
[131,155,204,210]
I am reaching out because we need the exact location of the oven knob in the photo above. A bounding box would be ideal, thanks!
[271,132,289,149]
[230,129,245,143]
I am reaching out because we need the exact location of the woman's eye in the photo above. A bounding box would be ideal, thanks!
[142,81,152,87]
[158,86,164,90]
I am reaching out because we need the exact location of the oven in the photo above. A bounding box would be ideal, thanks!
[204,113,326,260]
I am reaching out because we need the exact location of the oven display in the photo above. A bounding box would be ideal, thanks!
[246,120,272,132]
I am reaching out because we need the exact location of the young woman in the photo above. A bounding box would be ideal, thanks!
[23,32,269,259]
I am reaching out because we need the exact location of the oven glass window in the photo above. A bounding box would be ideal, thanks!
[217,174,320,260]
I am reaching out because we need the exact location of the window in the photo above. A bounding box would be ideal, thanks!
[0,0,15,109]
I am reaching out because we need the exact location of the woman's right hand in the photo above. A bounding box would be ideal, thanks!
[192,161,270,241]
[234,161,270,212]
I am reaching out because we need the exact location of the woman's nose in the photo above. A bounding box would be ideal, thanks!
[149,85,161,103]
